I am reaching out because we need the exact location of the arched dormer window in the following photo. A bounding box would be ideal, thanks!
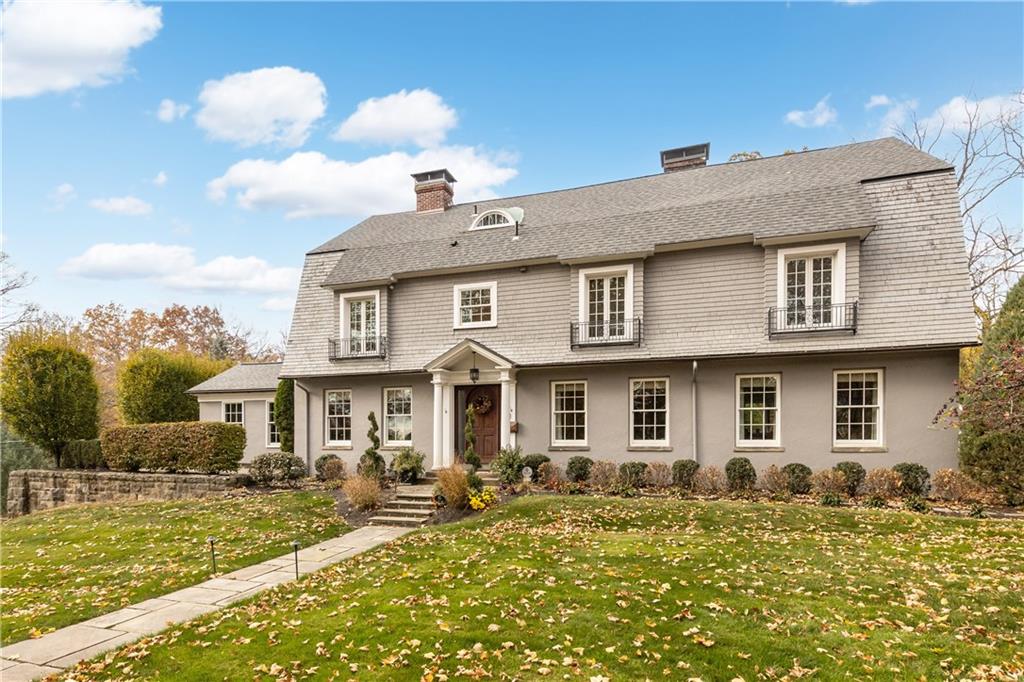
[470,209,513,231]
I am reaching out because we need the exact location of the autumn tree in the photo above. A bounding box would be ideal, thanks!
[117,349,231,424]
[0,330,99,467]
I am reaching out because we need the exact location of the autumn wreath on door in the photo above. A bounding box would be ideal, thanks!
[470,393,493,415]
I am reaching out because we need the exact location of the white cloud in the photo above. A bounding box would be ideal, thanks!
[48,182,76,210]
[784,95,838,128]
[195,67,326,147]
[157,98,189,122]
[333,88,458,148]
[260,296,295,312]
[876,98,918,135]
[152,171,168,187]
[207,146,518,219]
[921,93,1023,134]
[865,94,891,110]
[1,0,162,99]
[89,195,153,216]
[59,243,300,294]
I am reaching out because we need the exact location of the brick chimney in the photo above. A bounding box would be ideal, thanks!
[412,169,456,213]
[660,143,710,172]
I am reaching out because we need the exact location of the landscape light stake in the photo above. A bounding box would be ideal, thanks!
[291,540,300,579]
[207,536,217,574]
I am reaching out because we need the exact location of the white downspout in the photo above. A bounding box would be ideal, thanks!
[691,360,698,463]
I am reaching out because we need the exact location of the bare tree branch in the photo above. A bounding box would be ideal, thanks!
[0,252,39,334]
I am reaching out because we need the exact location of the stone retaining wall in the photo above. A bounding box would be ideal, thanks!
[5,469,251,516]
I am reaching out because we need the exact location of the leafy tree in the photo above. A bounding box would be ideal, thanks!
[978,277,1024,368]
[117,349,231,424]
[463,405,481,469]
[275,379,295,453]
[0,331,99,467]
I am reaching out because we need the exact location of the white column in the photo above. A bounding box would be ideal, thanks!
[508,374,518,448]
[442,383,454,466]
[499,369,516,449]
[431,375,444,470]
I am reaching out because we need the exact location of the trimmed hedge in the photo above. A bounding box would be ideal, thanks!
[64,439,105,469]
[101,421,245,473]
[251,452,307,486]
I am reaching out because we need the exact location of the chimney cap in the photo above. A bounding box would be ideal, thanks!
[660,143,710,167]
[411,168,457,185]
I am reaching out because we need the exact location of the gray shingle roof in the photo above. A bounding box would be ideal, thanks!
[188,362,282,394]
[312,138,951,288]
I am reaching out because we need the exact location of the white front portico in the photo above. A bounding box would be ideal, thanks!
[425,339,517,469]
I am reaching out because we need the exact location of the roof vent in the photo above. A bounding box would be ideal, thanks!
[660,143,710,172]
[411,168,456,213]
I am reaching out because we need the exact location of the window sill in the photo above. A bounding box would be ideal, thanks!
[734,446,784,453]
[453,323,497,331]
[549,445,590,452]
[381,444,413,451]
[628,445,672,452]
[266,444,282,450]
[832,445,887,453]
[323,444,353,451]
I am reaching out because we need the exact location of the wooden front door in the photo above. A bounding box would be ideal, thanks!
[464,385,501,464]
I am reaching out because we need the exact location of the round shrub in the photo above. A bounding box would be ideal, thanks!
[321,458,347,482]
[781,463,812,495]
[250,452,307,486]
[618,461,648,488]
[390,446,425,484]
[725,457,757,492]
[522,454,551,482]
[357,450,386,481]
[565,456,593,483]
[892,462,930,497]
[672,459,700,490]
[834,461,866,496]
[492,445,525,485]
[315,453,341,480]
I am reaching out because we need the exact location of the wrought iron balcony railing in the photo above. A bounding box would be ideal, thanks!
[767,302,858,337]
[570,318,642,349]
[328,336,387,360]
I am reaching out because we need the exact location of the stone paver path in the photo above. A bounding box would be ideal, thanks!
[0,525,411,681]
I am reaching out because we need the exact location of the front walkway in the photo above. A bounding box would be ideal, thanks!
[0,525,411,681]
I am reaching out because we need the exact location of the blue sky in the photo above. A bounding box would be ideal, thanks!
[3,1,1022,342]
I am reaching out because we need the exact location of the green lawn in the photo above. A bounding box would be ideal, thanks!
[65,496,1023,680]
[0,491,347,646]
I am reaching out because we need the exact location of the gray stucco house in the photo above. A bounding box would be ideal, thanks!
[191,138,977,474]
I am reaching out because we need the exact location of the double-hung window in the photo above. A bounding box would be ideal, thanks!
[578,264,634,342]
[341,291,379,356]
[736,374,780,447]
[630,378,669,446]
[384,387,413,447]
[453,282,497,329]
[223,401,243,425]
[266,401,280,447]
[551,381,587,446]
[325,389,352,446]
[834,369,884,448]
[776,244,846,329]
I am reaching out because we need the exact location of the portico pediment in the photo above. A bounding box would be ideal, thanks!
[424,339,515,373]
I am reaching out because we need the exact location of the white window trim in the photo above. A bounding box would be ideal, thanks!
[452,281,498,329]
[832,368,885,448]
[577,263,635,341]
[550,380,588,447]
[469,209,514,231]
[735,374,782,448]
[775,242,847,319]
[222,401,244,426]
[324,389,353,447]
[266,400,280,448]
[339,289,381,341]
[629,377,670,447]
[383,386,413,448]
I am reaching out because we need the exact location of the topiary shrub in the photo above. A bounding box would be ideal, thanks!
[618,461,648,488]
[250,452,307,486]
[358,450,386,481]
[589,461,618,490]
[644,462,672,488]
[102,421,244,473]
[565,456,593,483]
[781,463,812,495]
[522,454,551,482]
[63,439,104,469]
[893,462,930,497]
[463,405,482,470]
[672,459,700,490]
[492,445,525,485]
[315,453,341,480]
[834,461,866,496]
[390,446,425,484]
[725,457,757,492]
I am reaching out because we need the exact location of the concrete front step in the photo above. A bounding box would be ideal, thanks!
[377,506,433,517]
[368,514,429,527]
[388,499,435,510]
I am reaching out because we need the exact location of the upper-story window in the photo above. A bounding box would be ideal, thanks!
[470,210,513,231]
[776,243,847,329]
[577,264,634,342]
[453,282,497,329]
[340,290,380,356]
